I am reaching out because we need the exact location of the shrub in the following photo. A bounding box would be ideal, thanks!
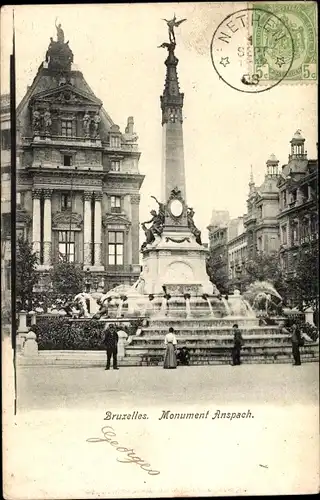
[32,316,144,350]
[299,322,319,342]
[33,316,105,350]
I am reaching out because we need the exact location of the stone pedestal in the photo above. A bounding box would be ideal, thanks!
[140,229,216,296]
[17,310,29,351]
[29,311,37,326]
[117,330,128,358]
[305,307,315,326]
[23,330,38,356]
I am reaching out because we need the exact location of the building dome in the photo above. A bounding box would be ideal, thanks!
[267,153,279,163]
[291,129,305,141]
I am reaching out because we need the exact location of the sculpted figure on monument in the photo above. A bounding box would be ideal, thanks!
[141,200,164,251]
[83,111,91,136]
[187,207,202,245]
[92,112,101,138]
[32,110,41,131]
[162,15,187,44]
[151,195,166,225]
[43,109,52,134]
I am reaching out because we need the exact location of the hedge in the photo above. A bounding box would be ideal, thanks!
[32,316,142,350]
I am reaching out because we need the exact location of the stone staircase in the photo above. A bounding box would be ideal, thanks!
[125,318,319,366]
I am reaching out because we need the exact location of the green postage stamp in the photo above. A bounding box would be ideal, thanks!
[251,1,317,83]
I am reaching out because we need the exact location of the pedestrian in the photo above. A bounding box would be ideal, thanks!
[177,346,190,365]
[104,323,119,370]
[291,322,303,366]
[163,327,177,369]
[231,323,243,366]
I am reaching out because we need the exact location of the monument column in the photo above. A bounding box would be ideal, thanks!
[93,191,103,268]
[43,189,53,266]
[83,191,92,267]
[32,189,42,257]
[160,42,186,204]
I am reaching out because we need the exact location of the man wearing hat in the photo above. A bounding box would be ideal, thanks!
[104,323,119,370]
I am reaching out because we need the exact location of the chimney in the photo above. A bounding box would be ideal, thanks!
[125,116,134,134]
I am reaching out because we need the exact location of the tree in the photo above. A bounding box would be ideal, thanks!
[49,261,85,300]
[206,252,229,294]
[242,251,289,298]
[286,245,318,310]
[16,237,39,311]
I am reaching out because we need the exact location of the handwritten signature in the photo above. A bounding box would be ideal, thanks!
[86,425,160,476]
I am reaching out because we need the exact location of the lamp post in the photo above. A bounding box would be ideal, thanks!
[85,267,91,293]
[235,266,242,294]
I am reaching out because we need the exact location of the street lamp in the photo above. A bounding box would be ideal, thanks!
[235,266,242,294]
[85,267,91,293]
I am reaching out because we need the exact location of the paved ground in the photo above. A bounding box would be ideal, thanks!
[3,333,319,497]
[17,361,319,411]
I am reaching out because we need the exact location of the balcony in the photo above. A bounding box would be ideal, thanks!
[243,213,256,224]
[104,143,139,153]
[24,134,103,149]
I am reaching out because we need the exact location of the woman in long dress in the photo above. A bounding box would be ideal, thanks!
[164,327,177,369]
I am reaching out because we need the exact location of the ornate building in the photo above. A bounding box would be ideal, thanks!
[1,94,11,301]
[16,25,144,291]
[207,210,230,291]
[244,157,280,259]
[277,131,318,276]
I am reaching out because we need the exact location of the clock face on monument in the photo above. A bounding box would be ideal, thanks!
[169,199,183,217]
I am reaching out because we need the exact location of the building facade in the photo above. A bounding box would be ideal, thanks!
[277,131,318,276]
[16,27,144,291]
[1,94,11,304]
[244,157,280,260]
[227,217,247,291]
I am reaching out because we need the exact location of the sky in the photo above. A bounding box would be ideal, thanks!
[1,3,317,242]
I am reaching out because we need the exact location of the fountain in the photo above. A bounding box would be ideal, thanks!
[184,294,192,319]
[64,19,320,366]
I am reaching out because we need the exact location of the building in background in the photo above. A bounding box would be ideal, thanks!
[208,131,318,296]
[16,25,144,291]
[227,216,247,291]
[207,212,248,292]
[244,156,280,259]
[277,131,318,276]
[1,93,11,304]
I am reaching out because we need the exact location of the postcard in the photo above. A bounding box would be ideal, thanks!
[1,2,319,498]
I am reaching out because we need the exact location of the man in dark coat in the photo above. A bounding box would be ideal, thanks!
[291,322,303,366]
[104,324,119,370]
[231,324,243,366]
[176,346,190,365]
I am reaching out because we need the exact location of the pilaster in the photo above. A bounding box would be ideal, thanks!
[32,189,42,257]
[43,189,53,267]
[83,191,93,267]
[93,191,104,271]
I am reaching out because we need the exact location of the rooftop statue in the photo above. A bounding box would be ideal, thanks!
[162,14,187,44]
[55,18,65,43]
[45,21,74,71]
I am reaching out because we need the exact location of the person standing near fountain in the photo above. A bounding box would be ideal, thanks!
[291,322,303,366]
[164,327,177,369]
[231,324,243,366]
[104,324,119,370]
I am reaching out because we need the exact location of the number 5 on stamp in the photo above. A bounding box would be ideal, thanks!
[302,64,317,80]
